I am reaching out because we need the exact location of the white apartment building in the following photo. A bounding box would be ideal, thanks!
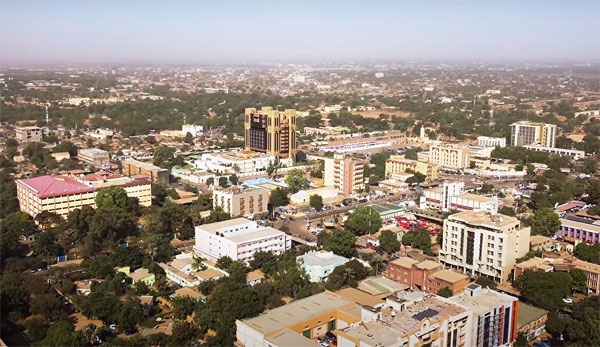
[194,151,275,176]
[449,284,519,347]
[440,211,530,283]
[193,218,291,262]
[182,124,203,137]
[420,181,498,213]
[429,144,471,170]
[324,153,365,194]
[510,121,557,148]
[523,145,585,160]
[213,185,269,217]
[477,136,506,148]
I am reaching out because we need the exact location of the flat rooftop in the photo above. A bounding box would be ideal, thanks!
[121,158,168,172]
[449,289,516,316]
[449,210,520,229]
[196,218,255,234]
[517,302,548,329]
[297,251,348,267]
[239,292,353,334]
[265,329,320,347]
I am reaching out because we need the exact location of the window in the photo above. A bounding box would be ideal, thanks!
[303,329,310,338]
[328,320,335,331]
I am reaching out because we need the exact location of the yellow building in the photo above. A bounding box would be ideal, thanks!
[429,144,471,170]
[324,153,365,194]
[212,185,269,217]
[244,107,297,161]
[385,155,438,181]
[16,174,152,218]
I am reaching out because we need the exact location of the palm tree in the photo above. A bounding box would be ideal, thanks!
[192,256,207,271]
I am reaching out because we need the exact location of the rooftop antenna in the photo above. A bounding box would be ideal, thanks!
[45,105,49,128]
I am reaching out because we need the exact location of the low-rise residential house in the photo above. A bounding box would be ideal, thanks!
[516,303,548,341]
[129,268,155,286]
[297,251,350,282]
[387,257,470,295]
[246,269,265,286]
[172,287,206,302]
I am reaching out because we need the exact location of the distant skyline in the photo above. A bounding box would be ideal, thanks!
[1,0,599,65]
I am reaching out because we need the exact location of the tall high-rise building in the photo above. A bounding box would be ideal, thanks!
[510,121,557,147]
[324,153,365,194]
[244,107,297,161]
[440,211,530,283]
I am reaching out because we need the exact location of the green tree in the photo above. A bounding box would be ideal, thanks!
[184,132,194,144]
[378,230,401,254]
[0,170,19,218]
[95,186,128,209]
[269,187,289,208]
[117,297,145,331]
[218,176,228,187]
[325,259,369,290]
[35,211,62,231]
[151,183,167,203]
[406,172,426,185]
[229,173,239,186]
[475,276,497,289]
[515,333,528,347]
[53,140,78,156]
[402,227,432,254]
[205,177,214,186]
[324,229,357,258]
[249,251,278,274]
[152,145,175,169]
[531,207,561,236]
[284,168,309,193]
[141,233,172,262]
[216,256,233,270]
[345,207,382,236]
[204,207,231,223]
[24,316,48,342]
[1,211,37,237]
[31,231,63,257]
[38,321,86,347]
[514,270,572,311]
[437,286,453,298]
[296,150,307,163]
[309,194,324,211]
[546,311,566,338]
[573,242,600,264]
[569,268,587,293]
[587,205,600,216]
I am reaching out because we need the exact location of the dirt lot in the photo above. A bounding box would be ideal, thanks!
[354,110,412,119]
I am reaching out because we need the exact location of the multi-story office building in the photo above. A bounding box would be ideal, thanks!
[212,185,268,217]
[449,283,519,347]
[15,126,42,143]
[193,218,291,262]
[324,153,365,194]
[16,174,151,218]
[559,215,600,244]
[510,121,557,147]
[194,151,274,176]
[385,155,438,181]
[121,158,169,186]
[337,295,473,347]
[236,292,361,346]
[387,257,470,295]
[523,145,585,160]
[420,181,498,213]
[440,211,530,282]
[429,144,471,170]
[77,148,110,168]
[477,136,507,148]
[244,107,297,162]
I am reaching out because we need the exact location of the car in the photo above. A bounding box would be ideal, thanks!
[562,298,573,304]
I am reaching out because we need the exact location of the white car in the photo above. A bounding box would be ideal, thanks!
[562,298,573,304]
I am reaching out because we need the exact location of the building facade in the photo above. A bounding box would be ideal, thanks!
[449,284,519,347]
[121,158,169,186]
[212,185,268,217]
[420,182,498,213]
[16,174,152,218]
[77,148,110,168]
[510,121,557,147]
[523,145,585,160]
[193,218,291,262]
[440,211,530,282]
[385,155,438,181]
[477,136,507,148]
[429,144,471,170]
[244,107,297,161]
[324,153,365,194]
[559,216,600,244]
[297,251,350,282]
[194,151,274,176]
[387,257,470,295]
[15,126,42,143]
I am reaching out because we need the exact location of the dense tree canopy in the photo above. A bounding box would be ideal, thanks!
[345,207,382,236]
[95,186,128,209]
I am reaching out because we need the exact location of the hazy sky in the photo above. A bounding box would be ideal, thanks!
[1,0,599,65]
